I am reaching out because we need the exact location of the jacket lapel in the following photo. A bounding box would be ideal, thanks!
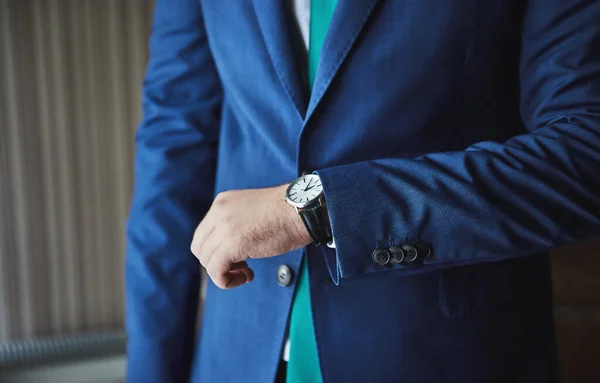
[253,0,309,118]
[305,0,380,122]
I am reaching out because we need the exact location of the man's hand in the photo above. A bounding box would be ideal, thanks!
[191,184,313,289]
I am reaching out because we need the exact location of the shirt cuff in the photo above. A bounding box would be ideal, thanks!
[326,237,336,248]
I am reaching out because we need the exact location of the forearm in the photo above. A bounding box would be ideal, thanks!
[317,114,600,283]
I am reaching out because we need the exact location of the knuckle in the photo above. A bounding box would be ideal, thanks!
[214,190,231,204]
[221,214,232,225]
[229,235,246,257]
[206,268,218,284]
[207,265,225,289]
[221,215,238,232]
[215,277,227,290]
[190,242,200,257]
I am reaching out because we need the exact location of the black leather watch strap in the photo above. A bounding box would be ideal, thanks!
[298,202,333,245]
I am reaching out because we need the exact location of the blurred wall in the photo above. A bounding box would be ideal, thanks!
[0,0,153,341]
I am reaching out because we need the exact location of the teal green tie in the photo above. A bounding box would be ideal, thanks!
[286,1,338,382]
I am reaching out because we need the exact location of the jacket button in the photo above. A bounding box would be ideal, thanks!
[276,265,293,286]
[388,246,405,264]
[372,249,390,265]
[402,245,418,263]
[416,243,432,260]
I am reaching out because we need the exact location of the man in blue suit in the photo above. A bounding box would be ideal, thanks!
[126,0,600,382]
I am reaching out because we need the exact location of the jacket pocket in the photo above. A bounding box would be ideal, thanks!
[438,265,485,318]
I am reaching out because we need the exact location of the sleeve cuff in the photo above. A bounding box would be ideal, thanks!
[315,163,434,284]
[326,238,336,248]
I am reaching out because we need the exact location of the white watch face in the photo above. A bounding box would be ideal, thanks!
[286,174,323,207]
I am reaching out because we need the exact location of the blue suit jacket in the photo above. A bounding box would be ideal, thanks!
[126,1,600,382]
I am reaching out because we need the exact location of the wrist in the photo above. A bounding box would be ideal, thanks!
[282,175,332,245]
[290,209,313,245]
[276,184,313,246]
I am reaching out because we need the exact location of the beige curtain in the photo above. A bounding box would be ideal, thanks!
[0,0,154,342]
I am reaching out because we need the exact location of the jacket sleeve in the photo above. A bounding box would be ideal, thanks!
[125,0,221,381]
[316,0,600,284]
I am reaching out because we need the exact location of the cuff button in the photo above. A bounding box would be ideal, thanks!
[401,245,418,263]
[372,249,391,265]
[416,243,432,260]
[388,246,405,264]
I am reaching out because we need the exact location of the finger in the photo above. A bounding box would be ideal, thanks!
[190,211,216,258]
[231,261,255,282]
[211,265,248,289]
[242,267,255,282]
[225,270,250,288]
[198,233,220,270]
[209,254,255,289]
[230,262,248,270]
[207,251,231,289]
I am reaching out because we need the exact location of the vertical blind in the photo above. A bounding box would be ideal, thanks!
[0,0,154,342]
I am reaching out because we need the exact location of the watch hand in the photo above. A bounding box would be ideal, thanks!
[303,180,313,191]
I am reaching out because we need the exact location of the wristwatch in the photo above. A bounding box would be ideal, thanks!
[284,173,333,245]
